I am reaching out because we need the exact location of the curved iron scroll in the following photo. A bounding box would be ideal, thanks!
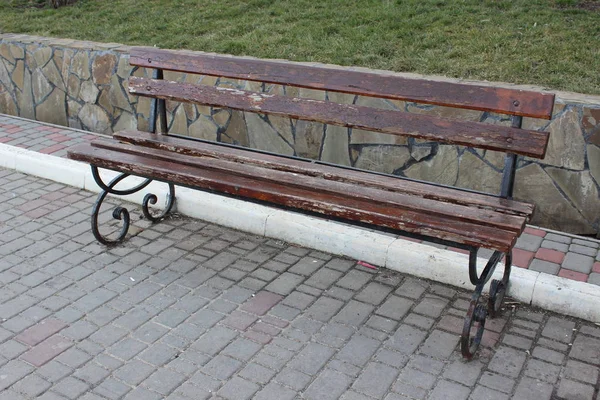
[461,249,511,359]
[90,166,176,246]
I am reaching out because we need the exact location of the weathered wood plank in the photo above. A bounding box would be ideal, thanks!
[68,143,519,251]
[129,77,549,158]
[92,139,527,233]
[114,130,535,217]
[130,47,555,119]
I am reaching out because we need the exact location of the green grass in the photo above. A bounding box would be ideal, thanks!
[1,0,599,94]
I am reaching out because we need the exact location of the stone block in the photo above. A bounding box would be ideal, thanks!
[556,379,595,400]
[529,259,560,275]
[405,144,458,185]
[91,53,116,85]
[515,164,592,234]
[537,108,586,170]
[562,252,595,273]
[304,369,352,400]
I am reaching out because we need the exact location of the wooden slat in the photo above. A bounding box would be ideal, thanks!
[129,77,549,158]
[114,130,535,217]
[130,47,555,119]
[67,143,519,251]
[92,139,527,233]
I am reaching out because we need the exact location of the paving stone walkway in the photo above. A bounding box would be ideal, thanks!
[1,113,599,287]
[1,168,599,399]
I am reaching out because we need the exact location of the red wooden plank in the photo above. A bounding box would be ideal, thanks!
[91,139,527,233]
[114,130,535,217]
[130,47,555,119]
[67,143,519,251]
[128,77,549,158]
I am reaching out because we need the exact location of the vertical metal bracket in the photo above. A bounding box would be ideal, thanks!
[149,68,168,134]
[500,115,522,199]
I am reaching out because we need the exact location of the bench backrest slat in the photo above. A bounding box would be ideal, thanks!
[129,76,549,158]
[130,47,555,120]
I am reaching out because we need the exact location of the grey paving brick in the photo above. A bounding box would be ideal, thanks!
[51,377,90,399]
[557,378,595,400]
[564,359,599,384]
[488,346,526,378]
[502,333,533,350]
[288,342,336,375]
[254,382,296,400]
[420,329,458,358]
[374,349,409,368]
[337,269,371,290]
[217,376,259,400]
[11,373,51,397]
[304,369,353,400]
[238,362,276,384]
[524,358,561,384]
[515,233,543,251]
[265,272,305,295]
[354,282,393,305]
[93,377,131,399]
[470,385,509,400]
[414,294,448,317]
[529,259,560,274]
[353,362,398,398]
[396,367,437,390]
[562,252,595,273]
[533,345,565,364]
[303,267,344,291]
[377,296,413,320]
[143,368,186,396]
[305,296,344,322]
[443,359,483,386]
[133,322,170,344]
[114,360,156,385]
[55,347,92,368]
[386,324,427,355]
[513,377,553,400]
[138,342,179,366]
[333,300,374,326]
[542,316,575,343]
[336,334,381,366]
[569,333,600,364]
[123,387,163,400]
[587,272,600,285]
[429,380,470,400]
[202,354,242,380]
[222,336,263,362]
[570,243,598,256]
[275,366,312,390]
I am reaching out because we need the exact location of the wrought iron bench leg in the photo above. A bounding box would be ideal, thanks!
[461,249,511,359]
[90,166,175,245]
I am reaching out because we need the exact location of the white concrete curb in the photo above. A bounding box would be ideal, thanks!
[2,142,599,323]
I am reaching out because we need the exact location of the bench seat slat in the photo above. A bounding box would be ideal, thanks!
[130,48,555,120]
[92,139,527,233]
[68,143,522,251]
[114,130,535,217]
[129,77,549,158]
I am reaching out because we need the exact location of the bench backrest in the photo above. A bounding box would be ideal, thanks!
[127,47,555,197]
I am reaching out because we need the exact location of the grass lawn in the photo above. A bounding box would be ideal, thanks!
[1,0,599,95]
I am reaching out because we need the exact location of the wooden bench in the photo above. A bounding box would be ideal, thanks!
[67,47,555,359]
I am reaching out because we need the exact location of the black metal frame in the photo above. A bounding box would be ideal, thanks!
[89,67,523,359]
[90,68,174,246]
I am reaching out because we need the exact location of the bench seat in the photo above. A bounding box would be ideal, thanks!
[69,130,532,253]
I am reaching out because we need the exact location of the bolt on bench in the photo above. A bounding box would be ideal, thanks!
[68,47,554,359]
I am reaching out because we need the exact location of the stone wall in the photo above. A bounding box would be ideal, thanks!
[0,33,599,236]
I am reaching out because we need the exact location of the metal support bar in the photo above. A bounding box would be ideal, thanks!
[156,69,168,134]
[500,115,522,199]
